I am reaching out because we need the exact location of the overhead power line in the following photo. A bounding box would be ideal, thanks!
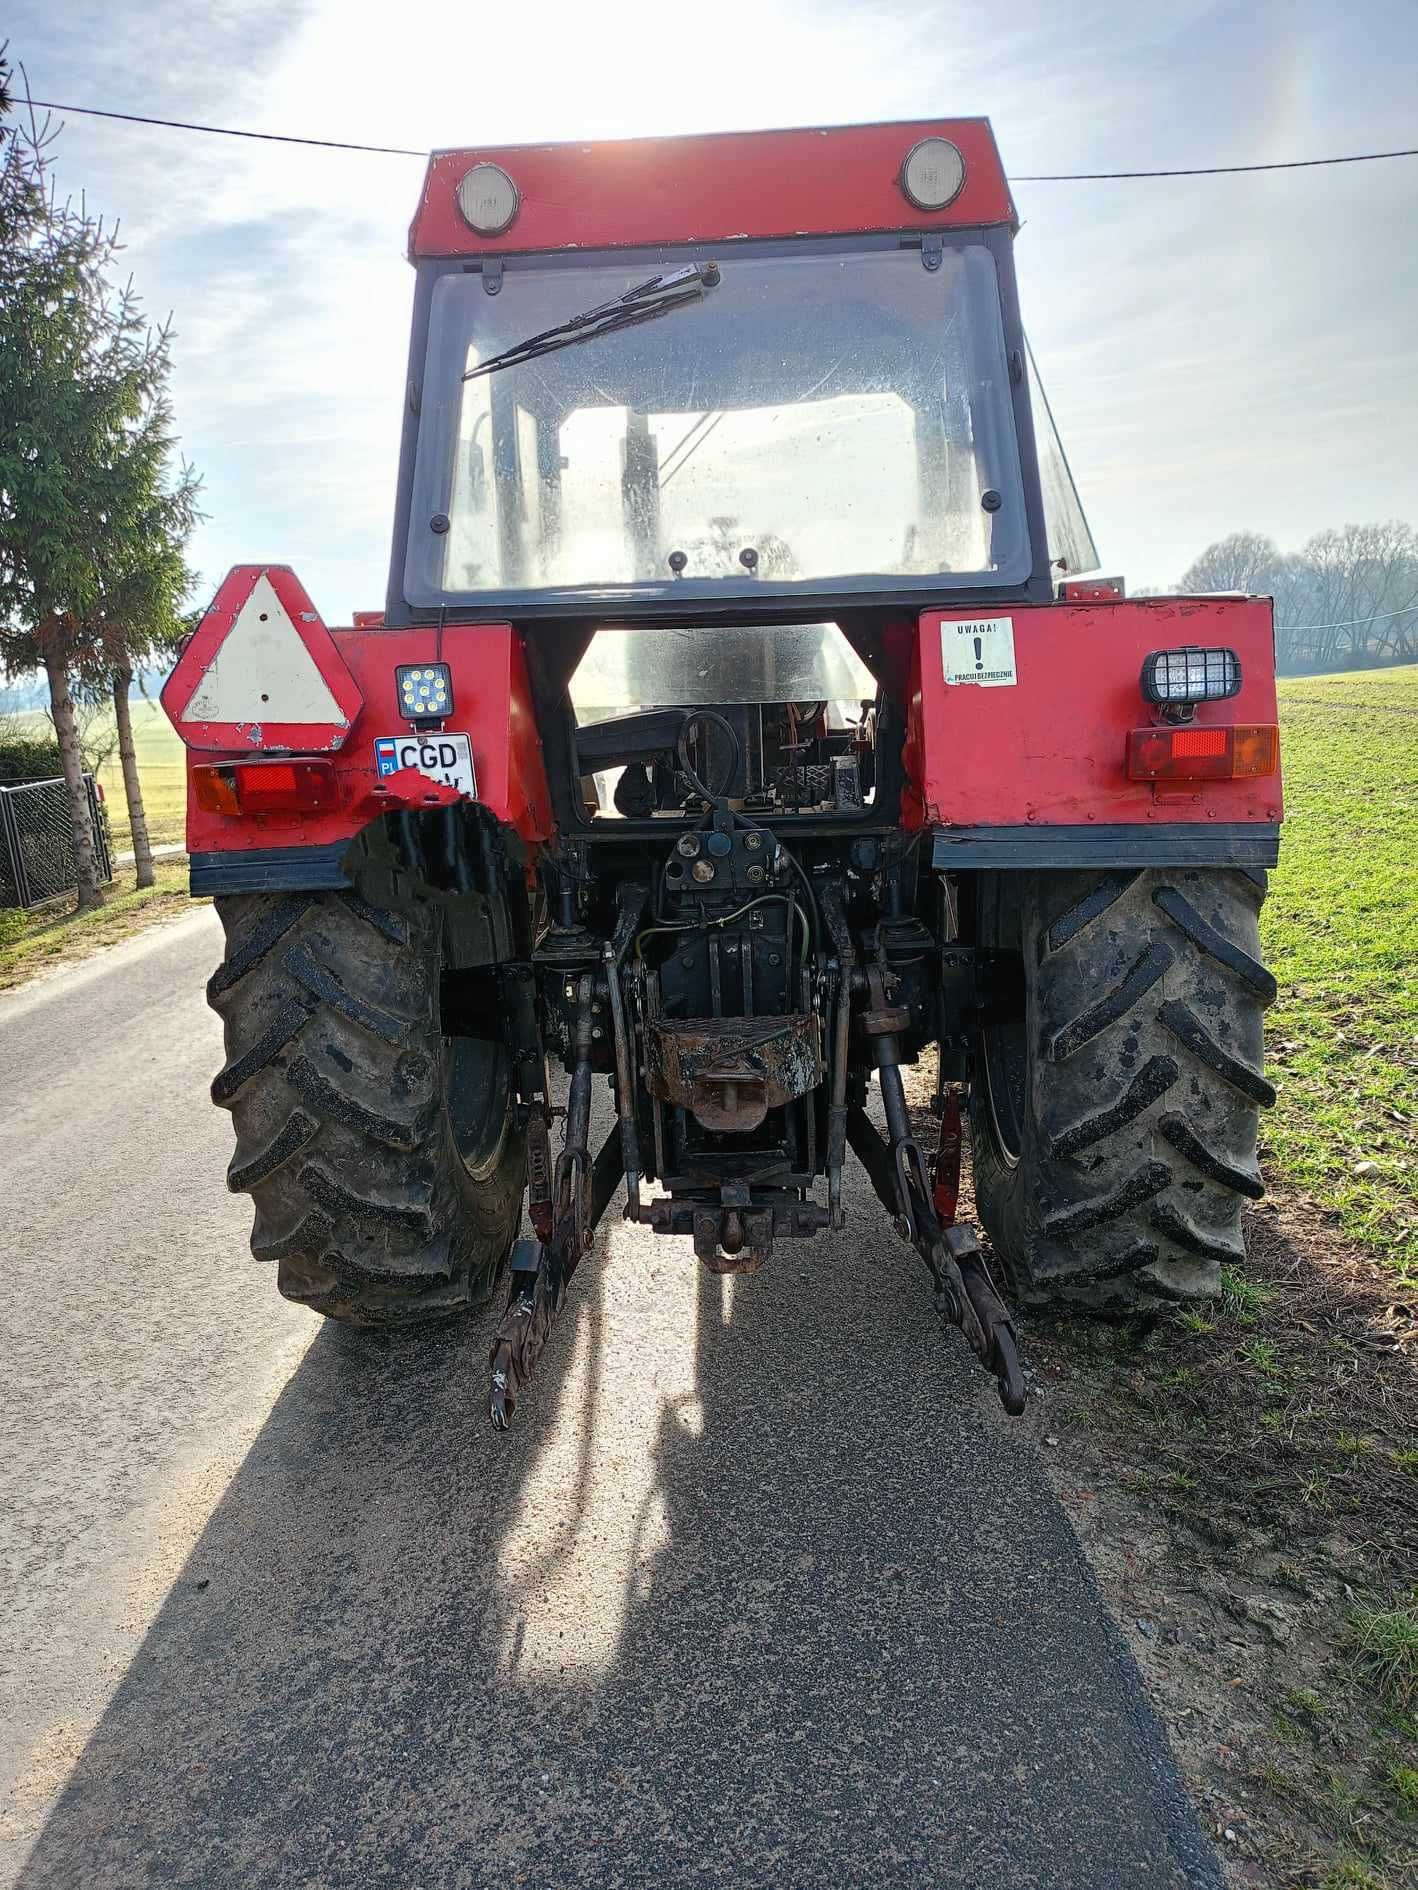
[26,97,424,156]
[1288,600,1418,633]
[21,96,1418,179]
[1014,148,1418,180]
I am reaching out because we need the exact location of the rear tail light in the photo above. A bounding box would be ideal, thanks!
[193,759,341,815]
[1127,724,1279,782]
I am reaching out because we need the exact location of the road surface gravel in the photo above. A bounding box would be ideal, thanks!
[0,910,1222,1889]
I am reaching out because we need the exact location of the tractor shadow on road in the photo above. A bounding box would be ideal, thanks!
[15,1210,1218,1890]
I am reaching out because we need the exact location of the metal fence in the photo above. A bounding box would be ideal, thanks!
[0,775,113,909]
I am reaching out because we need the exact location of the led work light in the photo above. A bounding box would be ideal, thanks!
[1140,646,1242,710]
[900,137,966,211]
[397,663,453,721]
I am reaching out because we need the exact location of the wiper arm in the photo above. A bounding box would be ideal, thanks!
[462,260,721,382]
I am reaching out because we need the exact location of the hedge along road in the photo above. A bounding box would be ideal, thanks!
[0,908,1222,1890]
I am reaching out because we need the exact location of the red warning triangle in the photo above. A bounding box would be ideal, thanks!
[162,566,364,753]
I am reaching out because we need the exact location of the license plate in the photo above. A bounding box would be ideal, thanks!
[373,733,477,797]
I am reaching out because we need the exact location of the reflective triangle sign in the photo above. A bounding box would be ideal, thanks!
[161,566,363,752]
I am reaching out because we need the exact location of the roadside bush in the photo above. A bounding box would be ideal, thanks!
[0,735,64,783]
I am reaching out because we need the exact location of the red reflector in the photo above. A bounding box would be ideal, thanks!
[193,760,341,815]
[1127,724,1279,782]
[1169,726,1228,758]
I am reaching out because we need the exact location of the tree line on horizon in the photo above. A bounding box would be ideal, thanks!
[1166,524,1418,675]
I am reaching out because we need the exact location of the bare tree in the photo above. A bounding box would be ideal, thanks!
[1176,532,1282,597]
[1342,520,1418,663]
[1171,523,1418,674]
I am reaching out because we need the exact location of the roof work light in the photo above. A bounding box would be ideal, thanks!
[900,138,966,211]
[457,163,519,235]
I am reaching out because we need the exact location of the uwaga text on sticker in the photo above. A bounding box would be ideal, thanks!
[942,616,1018,688]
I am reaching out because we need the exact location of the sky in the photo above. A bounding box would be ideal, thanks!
[9,0,1418,623]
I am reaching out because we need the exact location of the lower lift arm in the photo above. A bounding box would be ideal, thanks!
[488,894,1026,1427]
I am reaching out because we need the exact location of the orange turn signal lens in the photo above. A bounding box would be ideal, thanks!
[1127,724,1278,782]
[193,759,341,815]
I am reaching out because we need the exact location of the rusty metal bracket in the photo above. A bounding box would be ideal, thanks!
[652,1189,829,1271]
[646,1012,821,1135]
[526,1102,553,1242]
[931,1087,963,1228]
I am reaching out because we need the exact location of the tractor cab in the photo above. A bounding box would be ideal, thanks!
[390,123,1094,627]
[386,121,1095,833]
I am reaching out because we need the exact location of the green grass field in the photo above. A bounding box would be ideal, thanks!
[97,699,188,854]
[1265,667,1417,1281]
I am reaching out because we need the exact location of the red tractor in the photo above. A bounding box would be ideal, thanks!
[164,120,1281,1426]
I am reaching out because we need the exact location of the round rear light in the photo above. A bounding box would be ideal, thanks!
[900,137,966,211]
[457,163,519,236]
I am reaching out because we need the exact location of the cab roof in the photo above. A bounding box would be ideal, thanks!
[408,118,1016,261]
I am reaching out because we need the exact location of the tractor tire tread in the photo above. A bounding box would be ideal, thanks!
[227,1107,320,1193]
[1152,884,1277,1003]
[1158,1110,1265,1199]
[1047,938,1173,1061]
[281,941,420,1042]
[1041,870,1141,959]
[1049,1055,1180,1160]
[972,867,1273,1313]
[210,889,523,1325]
[1158,998,1276,1106]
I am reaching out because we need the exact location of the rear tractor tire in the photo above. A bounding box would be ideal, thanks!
[208,889,525,1325]
[970,867,1275,1312]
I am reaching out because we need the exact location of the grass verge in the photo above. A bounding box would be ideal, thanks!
[1263,668,1418,1283]
[0,859,203,993]
[1023,1206,1416,1887]
[1024,664,1418,1887]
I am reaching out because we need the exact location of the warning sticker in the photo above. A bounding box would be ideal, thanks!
[942,616,1017,688]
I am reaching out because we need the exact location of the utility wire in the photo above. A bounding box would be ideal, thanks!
[21,97,1418,179]
[1287,600,1418,632]
[1014,148,1418,180]
[25,97,425,156]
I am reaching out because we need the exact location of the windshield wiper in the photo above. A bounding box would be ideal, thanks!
[462,260,721,381]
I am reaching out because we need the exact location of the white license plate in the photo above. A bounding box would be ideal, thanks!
[374,732,477,797]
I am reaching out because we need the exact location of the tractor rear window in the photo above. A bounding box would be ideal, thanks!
[405,240,1029,607]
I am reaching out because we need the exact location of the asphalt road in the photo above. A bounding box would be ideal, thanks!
[0,910,1222,1890]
